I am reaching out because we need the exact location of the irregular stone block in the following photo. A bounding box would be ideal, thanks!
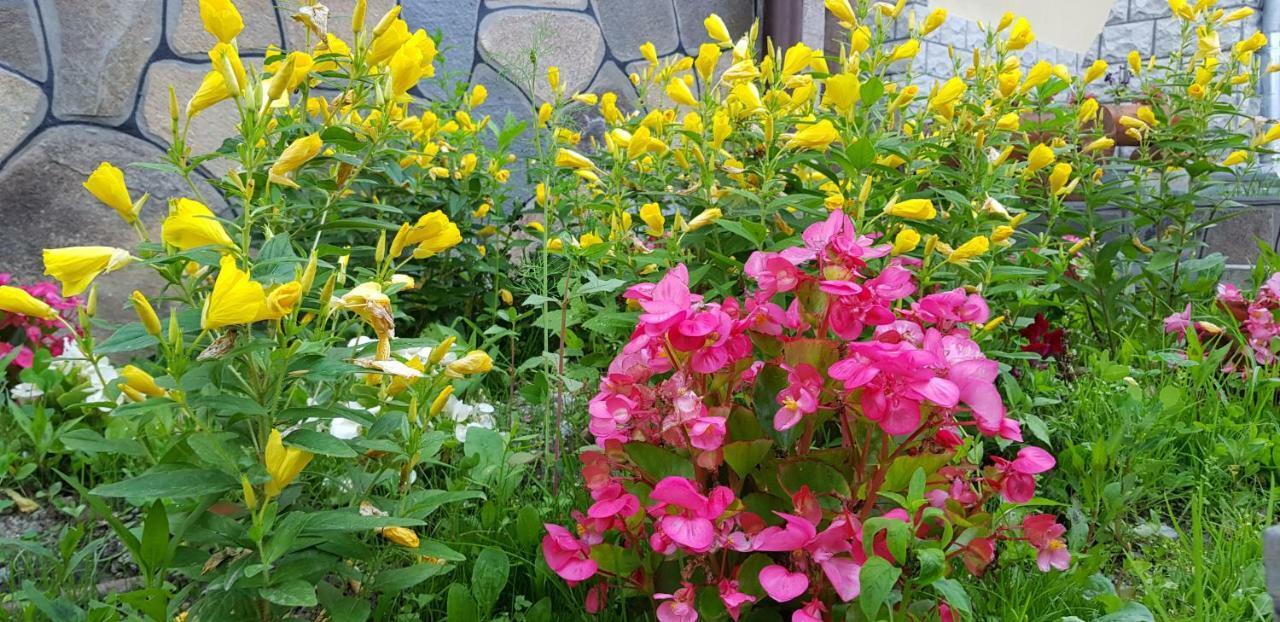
[592,0,678,61]
[48,0,162,124]
[1099,19,1155,62]
[588,60,635,107]
[0,125,225,325]
[138,60,239,177]
[166,0,280,58]
[0,68,46,161]
[283,0,397,52]
[477,8,604,102]
[401,0,481,98]
[1200,199,1280,266]
[0,0,47,81]
[674,0,755,52]
[1128,0,1171,20]
[1108,0,1129,24]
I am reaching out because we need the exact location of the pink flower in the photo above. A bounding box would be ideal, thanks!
[1023,514,1070,572]
[632,264,698,334]
[718,579,756,621]
[1163,303,1191,334]
[541,524,598,582]
[912,288,989,331]
[793,598,828,622]
[654,583,699,622]
[751,512,862,602]
[586,481,640,522]
[829,341,959,435]
[774,363,822,431]
[745,251,805,295]
[648,477,734,553]
[993,447,1055,503]
[922,329,1006,436]
[759,564,809,602]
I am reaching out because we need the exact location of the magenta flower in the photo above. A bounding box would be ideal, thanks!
[911,288,990,330]
[774,363,822,431]
[654,583,699,622]
[1163,303,1192,334]
[745,251,805,296]
[829,341,959,435]
[758,564,809,603]
[717,579,756,621]
[648,477,735,553]
[792,599,828,622]
[993,447,1055,503]
[541,523,599,582]
[1022,514,1070,572]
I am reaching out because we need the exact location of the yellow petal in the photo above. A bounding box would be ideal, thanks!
[42,246,132,296]
[162,198,234,250]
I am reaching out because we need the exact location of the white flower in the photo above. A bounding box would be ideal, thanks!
[329,417,361,440]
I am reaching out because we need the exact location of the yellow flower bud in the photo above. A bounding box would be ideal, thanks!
[131,290,163,337]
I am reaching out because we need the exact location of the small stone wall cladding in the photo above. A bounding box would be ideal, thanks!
[0,0,1274,318]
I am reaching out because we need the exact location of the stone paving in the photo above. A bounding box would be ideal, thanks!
[0,0,1274,321]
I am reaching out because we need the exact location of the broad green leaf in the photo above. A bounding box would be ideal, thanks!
[259,580,317,607]
[92,469,237,500]
[446,583,478,622]
[96,322,158,354]
[59,429,147,457]
[470,548,510,615]
[589,543,641,576]
[778,460,850,497]
[723,439,772,478]
[303,510,425,532]
[623,443,694,481]
[858,556,901,619]
[932,578,973,617]
[139,501,169,574]
[284,429,357,458]
[372,562,453,592]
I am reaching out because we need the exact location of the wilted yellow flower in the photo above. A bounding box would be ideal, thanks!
[83,162,138,224]
[1006,17,1034,50]
[947,235,990,264]
[1223,7,1255,23]
[884,198,937,221]
[1025,143,1055,174]
[199,0,243,44]
[264,429,313,498]
[1048,163,1073,195]
[1234,31,1267,61]
[889,39,920,63]
[640,202,665,237]
[786,119,838,151]
[922,8,947,35]
[268,133,323,188]
[891,227,920,255]
[131,290,162,336]
[1067,236,1091,256]
[407,211,462,258]
[684,208,722,231]
[379,526,420,548]
[0,286,57,320]
[202,255,266,330]
[555,148,594,170]
[446,350,493,377]
[42,246,132,296]
[162,198,234,250]
[120,365,166,398]
[704,13,731,45]
[1222,150,1249,166]
[337,282,394,342]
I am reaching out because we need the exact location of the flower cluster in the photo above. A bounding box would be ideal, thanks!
[547,211,1066,620]
[1165,272,1280,369]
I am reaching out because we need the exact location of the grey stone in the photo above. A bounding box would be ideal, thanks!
[674,0,755,52]
[924,13,968,50]
[1264,523,1280,616]
[477,9,604,102]
[1200,201,1280,265]
[486,0,587,8]
[401,0,481,98]
[0,68,44,160]
[0,0,47,81]
[1152,17,1190,58]
[0,125,226,325]
[167,0,280,58]
[470,63,531,202]
[1100,19,1155,61]
[1129,0,1171,20]
[592,0,679,62]
[923,41,954,78]
[138,60,238,177]
[48,0,163,124]
[1107,0,1129,24]
[588,60,635,107]
[283,0,396,50]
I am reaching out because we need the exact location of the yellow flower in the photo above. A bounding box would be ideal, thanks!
[42,246,132,296]
[695,43,722,82]
[547,66,561,93]
[884,198,937,221]
[889,39,920,63]
[209,43,246,94]
[406,211,462,258]
[548,238,564,252]
[982,315,1006,332]
[368,18,410,66]
[640,202,665,237]
[666,77,698,107]
[825,0,857,26]
[555,148,594,170]
[338,282,394,336]
[264,429,313,498]
[202,255,266,330]
[995,112,1020,131]
[187,71,230,119]
[1169,0,1195,20]
[1223,7,1254,23]
[891,228,920,255]
[257,281,301,321]
[162,198,234,250]
[1006,17,1034,50]
[579,232,604,248]
[1020,61,1052,94]
[947,235,990,264]
[1222,150,1249,166]
[388,43,427,96]
[639,41,658,65]
[1076,98,1099,127]
[1082,136,1114,153]
[0,286,57,320]
[704,13,731,45]
[446,350,493,377]
[469,84,487,108]
[268,134,323,188]
[781,42,814,78]
[684,208,722,231]
[1048,162,1073,195]
[786,119,838,151]
[199,0,243,44]
[380,526,420,548]
[928,77,966,120]
[991,225,1016,245]
[131,290,162,337]
[1067,236,1091,256]
[83,162,138,224]
[922,8,946,35]
[1025,143,1055,174]
[1253,123,1280,146]
[1127,50,1142,75]
[499,289,514,306]
[822,73,860,112]
[1082,59,1108,85]
[120,365,166,398]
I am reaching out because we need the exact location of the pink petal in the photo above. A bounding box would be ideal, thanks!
[819,557,862,601]
[758,565,809,602]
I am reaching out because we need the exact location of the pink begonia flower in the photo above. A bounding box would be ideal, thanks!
[922,329,1006,435]
[801,210,891,264]
[718,579,756,621]
[829,340,960,435]
[745,251,805,295]
[793,599,828,622]
[631,264,698,334]
[585,583,608,614]
[939,602,954,622]
[1163,303,1192,334]
[648,477,734,553]
[586,481,640,521]
[1260,272,1280,306]
[541,523,598,582]
[1023,514,1071,572]
[759,565,809,602]
[654,583,699,622]
[993,446,1056,503]
[1244,302,1280,365]
[751,512,862,602]
[911,288,990,331]
[774,363,822,431]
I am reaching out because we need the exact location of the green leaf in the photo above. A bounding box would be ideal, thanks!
[59,429,147,457]
[470,548,510,615]
[446,583,479,622]
[91,469,237,500]
[860,77,885,105]
[419,540,466,562]
[623,443,694,481]
[716,219,768,247]
[723,439,772,477]
[915,548,946,585]
[1095,603,1155,622]
[859,556,902,619]
[404,489,487,519]
[515,506,542,548]
[260,580,317,607]
[778,460,850,497]
[303,510,425,532]
[372,562,453,592]
[317,582,371,622]
[589,543,641,576]
[932,578,973,617]
[96,322,158,354]
[285,429,357,457]
[139,501,169,574]
[525,598,552,622]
